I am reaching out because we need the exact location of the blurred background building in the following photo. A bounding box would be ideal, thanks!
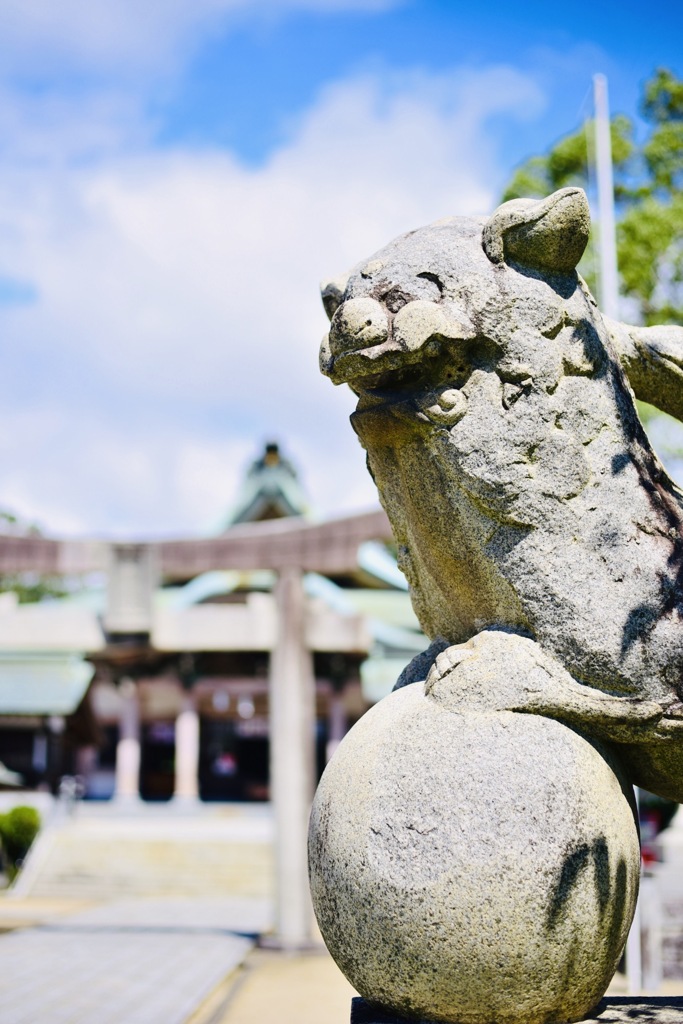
[0,441,425,805]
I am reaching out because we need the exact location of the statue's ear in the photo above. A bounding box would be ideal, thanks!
[482,187,590,273]
[320,272,350,321]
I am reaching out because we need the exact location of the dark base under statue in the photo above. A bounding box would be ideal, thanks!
[351,996,683,1023]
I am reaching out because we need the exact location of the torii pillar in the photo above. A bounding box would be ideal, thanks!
[269,567,316,948]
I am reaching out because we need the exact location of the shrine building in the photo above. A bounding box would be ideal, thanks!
[0,443,424,804]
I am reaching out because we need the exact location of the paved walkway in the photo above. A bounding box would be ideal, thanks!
[0,897,270,1024]
[2,894,683,1024]
[212,947,356,1024]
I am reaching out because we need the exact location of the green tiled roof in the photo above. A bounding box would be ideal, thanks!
[0,654,94,715]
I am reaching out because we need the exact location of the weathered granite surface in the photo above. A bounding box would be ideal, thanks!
[311,187,683,1024]
[319,186,683,802]
[309,679,639,1024]
[350,995,683,1023]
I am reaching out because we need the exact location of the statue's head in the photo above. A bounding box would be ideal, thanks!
[320,186,591,410]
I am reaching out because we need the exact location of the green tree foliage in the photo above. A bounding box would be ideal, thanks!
[0,510,69,603]
[502,68,683,326]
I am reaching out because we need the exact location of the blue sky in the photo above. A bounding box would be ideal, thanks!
[156,1,680,164]
[0,0,680,537]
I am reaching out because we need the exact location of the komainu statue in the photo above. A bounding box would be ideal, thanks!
[309,188,683,1024]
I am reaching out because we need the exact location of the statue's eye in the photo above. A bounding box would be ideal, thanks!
[417,272,444,300]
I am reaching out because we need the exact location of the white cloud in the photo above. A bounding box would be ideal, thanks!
[0,0,399,79]
[0,64,544,536]
[0,395,268,537]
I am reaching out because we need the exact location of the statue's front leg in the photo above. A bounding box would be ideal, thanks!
[424,629,664,739]
[607,317,683,425]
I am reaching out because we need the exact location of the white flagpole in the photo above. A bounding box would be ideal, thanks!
[593,73,620,320]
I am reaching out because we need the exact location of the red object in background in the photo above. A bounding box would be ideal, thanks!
[640,808,662,866]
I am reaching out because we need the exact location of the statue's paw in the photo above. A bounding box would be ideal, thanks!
[424,629,666,743]
[425,629,577,714]
[424,630,597,717]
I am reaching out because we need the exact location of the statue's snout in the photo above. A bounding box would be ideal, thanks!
[320,294,476,386]
[328,297,388,357]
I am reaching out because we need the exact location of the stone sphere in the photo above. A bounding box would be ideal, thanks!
[308,683,640,1024]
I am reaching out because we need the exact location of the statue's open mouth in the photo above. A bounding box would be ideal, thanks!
[353,387,414,421]
[320,331,443,390]
[349,355,444,395]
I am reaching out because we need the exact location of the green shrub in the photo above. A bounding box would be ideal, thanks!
[0,806,41,878]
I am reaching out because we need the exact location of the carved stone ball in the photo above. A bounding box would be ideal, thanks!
[309,684,640,1024]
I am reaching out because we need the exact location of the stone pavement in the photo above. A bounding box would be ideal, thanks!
[198,953,683,1024]
[211,946,357,1024]
[0,896,270,1024]
[0,802,278,1023]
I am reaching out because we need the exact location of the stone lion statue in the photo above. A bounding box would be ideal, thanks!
[320,186,683,802]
